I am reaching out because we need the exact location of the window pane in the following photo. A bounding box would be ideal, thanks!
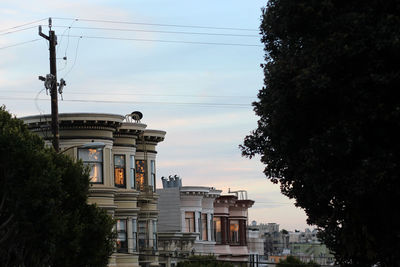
[79,148,102,162]
[152,220,157,250]
[135,160,146,191]
[136,160,146,173]
[130,155,135,189]
[202,214,208,241]
[185,212,195,232]
[116,219,127,252]
[230,220,239,244]
[79,148,103,184]
[88,162,103,183]
[138,221,147,249]
[213,217,221,243]
[114,155,126,187]
[114,155,125,167]
[132,219,137,251]
[150,160,156,191]
[115,168,125,186]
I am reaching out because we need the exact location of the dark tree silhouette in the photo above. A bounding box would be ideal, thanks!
[241,1,400,266]
[0,106,115,266]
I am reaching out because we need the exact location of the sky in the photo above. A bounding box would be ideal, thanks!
[0,0,310,231]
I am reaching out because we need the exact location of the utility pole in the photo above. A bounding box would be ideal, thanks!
[38,18,65,152]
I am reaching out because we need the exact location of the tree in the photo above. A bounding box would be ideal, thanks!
[241,1,400,266]
[0,107,115,266]
[277,256,320,267]
[177,255,234,267]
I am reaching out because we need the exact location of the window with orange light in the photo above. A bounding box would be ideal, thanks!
[135,160,146,191]
[114,154,126,188]
[78,148,103,183]
[230,220,239,244]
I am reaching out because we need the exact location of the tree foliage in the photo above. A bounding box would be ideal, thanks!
[0,107,115,266]
[177,255,234,267]
[277,256,320,267]
[241,1,400,266]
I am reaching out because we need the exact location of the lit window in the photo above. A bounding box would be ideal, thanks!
[213,217,221,243]
[132,219,137,251]
[114,155,126,188]
[201,214,208,241]
[185,212,195,232]
[150,160,156,191]
[130,155,135,189]
[78,148,103,183]
[230,220,239,244]
[135,160,146,191]
[117,219,127,253]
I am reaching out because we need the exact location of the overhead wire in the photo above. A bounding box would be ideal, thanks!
[0,38,41,50]
[56,19,78,73]
[0,96,251,108]
[62,36,82,78]
[0,25,37,36]
[60,34,262,47]
[0,89,255,99]
[53,17,259,32]
[52,25,259,37]
[0,18,47,33]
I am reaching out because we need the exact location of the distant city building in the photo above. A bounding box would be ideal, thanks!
[247,227,267,267]
[23,113,166,267]
[250,222,335,266]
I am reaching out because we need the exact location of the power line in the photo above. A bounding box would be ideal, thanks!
[0,38,41,50]
[1,96,251,108]
[61,34,262,47]
[0,25,37,36]
[62,36,82,78]
[0,18,47,33]
[52,25,259,37]
[0,89,255,99]
[53,17,258,32]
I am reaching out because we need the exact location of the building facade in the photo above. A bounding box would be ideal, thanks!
[213,193,254,265]
[22,113,166,267]
[156,176,221,267]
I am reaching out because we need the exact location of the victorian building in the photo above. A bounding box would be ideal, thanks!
[213,191,254,265]
[22,112,166,267]
[156,176,221,267]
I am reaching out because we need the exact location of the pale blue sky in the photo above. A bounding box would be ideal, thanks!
[0,0,309,231]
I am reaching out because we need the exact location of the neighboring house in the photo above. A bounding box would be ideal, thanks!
[157,176,221,267]
[22,112,166,267]
[213,191,254,265]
